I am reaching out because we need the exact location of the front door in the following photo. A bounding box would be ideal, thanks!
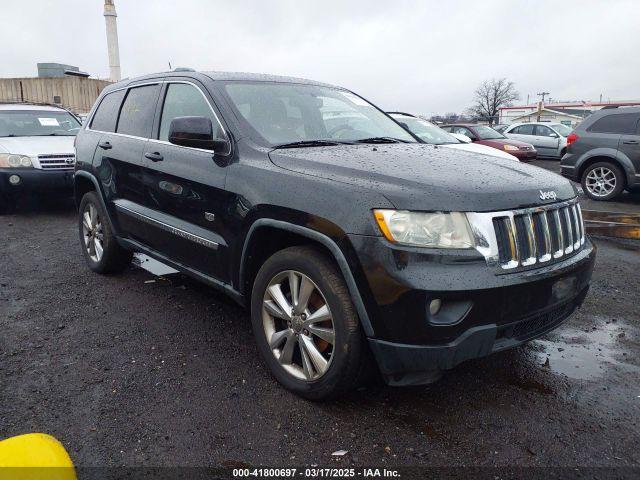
[533,125,561,157]
[140,81,233,281]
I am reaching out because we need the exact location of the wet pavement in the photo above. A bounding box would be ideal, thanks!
[1,201,639,471]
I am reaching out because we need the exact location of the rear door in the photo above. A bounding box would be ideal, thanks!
[506,124,535,145]
[616,113,640,175]
[94,82,162,242]
[138,80,234,281]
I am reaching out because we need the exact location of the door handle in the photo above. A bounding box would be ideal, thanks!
[98,141,112,150]
[144,152,164,162]
[623,140,639,145]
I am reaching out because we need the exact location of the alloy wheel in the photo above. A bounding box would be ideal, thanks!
[262,270,335,381]
[585,166,616,197]
[82,203,104,262]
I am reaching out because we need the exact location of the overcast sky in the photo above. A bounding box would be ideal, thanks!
[2,0,638,115]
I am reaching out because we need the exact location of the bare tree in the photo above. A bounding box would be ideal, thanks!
[469,78,520,124]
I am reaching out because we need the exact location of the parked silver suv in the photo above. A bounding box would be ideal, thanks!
[0,103,80,212]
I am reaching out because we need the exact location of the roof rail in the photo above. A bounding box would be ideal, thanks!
[0,100,82,121]
[173,67,195,72]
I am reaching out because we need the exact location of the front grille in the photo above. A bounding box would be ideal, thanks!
[466,199,586,272]
[37,153,75,170]
[509,302,576,341]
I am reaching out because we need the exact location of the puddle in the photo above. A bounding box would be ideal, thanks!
[532,319,639,380]
[132,253,179,276]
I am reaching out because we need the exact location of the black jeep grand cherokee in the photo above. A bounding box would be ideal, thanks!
[74,70,595,399]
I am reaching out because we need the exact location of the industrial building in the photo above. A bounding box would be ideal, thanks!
[0,1,121,115]
[498,100,640,126]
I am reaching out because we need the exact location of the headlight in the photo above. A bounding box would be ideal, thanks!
[374,209,475,248]
[0,154,33,168]
[503,144,519,151]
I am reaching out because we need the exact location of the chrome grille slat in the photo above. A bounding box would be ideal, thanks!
[562,207,574,254]
[37,153,75,171]
[466,198,585,271]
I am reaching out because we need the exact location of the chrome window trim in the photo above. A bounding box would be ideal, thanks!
[466,197,585,271]
[85,79,231,155]
[115,203,219,250]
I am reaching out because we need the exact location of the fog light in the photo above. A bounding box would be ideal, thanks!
[429,298,442,316]
[8,175,21,185]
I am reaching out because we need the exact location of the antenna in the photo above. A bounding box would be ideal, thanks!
[168,61,172,70]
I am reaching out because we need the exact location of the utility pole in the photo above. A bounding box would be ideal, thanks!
[104,0,121,82]
[536,91,550,104]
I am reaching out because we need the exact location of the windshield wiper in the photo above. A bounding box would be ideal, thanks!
[355,137,408,144]
[0,134,17,137]
[272,140,352,149]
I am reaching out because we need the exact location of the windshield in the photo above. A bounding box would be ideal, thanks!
[394,116,459,145]
[0,110,81,137]
[223,82,416,145]
[551,124,572,137]
[473,125,505,140]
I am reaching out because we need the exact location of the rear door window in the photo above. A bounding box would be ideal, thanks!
[513,124,535,135]
[588,113,640,134]
[90,90,126,132]
[116,84,161,138]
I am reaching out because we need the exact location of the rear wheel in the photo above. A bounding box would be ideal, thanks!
[78,191,132,273]
[581,162,625,201]
[251,246,368,400]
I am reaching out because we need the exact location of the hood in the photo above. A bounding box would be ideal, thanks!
[481,138,533,148]
[441,142,518,161]
[0,136,76,156]
[269,143,577,212]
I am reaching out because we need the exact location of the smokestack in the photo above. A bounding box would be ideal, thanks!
[103,0,121,82]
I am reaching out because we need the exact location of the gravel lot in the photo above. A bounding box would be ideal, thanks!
[1,199,639,472]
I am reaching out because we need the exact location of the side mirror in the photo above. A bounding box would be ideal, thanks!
[549,132,559,138]
[168,116,229,154]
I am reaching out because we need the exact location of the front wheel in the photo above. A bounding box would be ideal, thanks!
[251,246,368,400]
[581,161,625,201]
[78,191,132,273]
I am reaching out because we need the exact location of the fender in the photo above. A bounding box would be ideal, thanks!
[74,170,118,235]
[575,147,636,184]
[239,218,375,337]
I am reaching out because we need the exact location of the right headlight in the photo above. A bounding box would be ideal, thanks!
[0,154,33,168]
[373,209,475,248]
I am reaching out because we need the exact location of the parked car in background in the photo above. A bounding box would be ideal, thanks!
[440,123,537,162]
[503,122,572,159]
[560,107,640,200]
[74,70,594,400]
[388,112,519,161]
[0,103,80,212]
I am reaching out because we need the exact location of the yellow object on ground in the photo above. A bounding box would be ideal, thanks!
[0,433,76,480]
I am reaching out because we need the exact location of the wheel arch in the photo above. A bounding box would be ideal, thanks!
[74,171,117,234]
[577,154,629,189]
[239,218,375,337]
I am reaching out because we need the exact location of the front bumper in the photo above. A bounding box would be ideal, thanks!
[0,168,74,197]
[347,234,596,384]
[512,150,537,161]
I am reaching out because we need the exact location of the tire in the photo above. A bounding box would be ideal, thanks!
[251,246,368,400]
[78,191,132,273]
[581,161,625,201]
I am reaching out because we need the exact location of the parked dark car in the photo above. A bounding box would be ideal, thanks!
[561,107,640,200]
[441,123,537,161]
[74,70,595,399]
